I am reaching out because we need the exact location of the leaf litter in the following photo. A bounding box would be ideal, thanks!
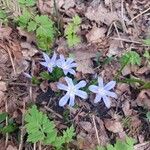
[0,0,150,149]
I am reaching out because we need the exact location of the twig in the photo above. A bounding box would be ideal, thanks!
[92,115,100,146]
[113,22,124,47]
[6,46,16,76]
[110,37,142,44]
[18,101,26,150]
[129,7,150,23]
[44,106,63,119]
[5,99,8,148]
[33,143,36,150]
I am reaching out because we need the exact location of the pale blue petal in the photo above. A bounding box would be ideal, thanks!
[40,62,48,67]
[56,59,63,68]
[59,94,70,107]
[43,53,50,63]
[66,58,74,64]
[23,72,32,79]
[104,81,116,91]
[102,95,111,108]
[59,54,65,62]
[68,95,75,107]
[94,94,102,103]
[64,69,69,75]
[106,91,117,98]
[69,63,77,68]
[65,77,74,87]
[51,52,57,62]
[88,85,99,93]
[76,90,88,99]
[75,80,87,89]
[57,83,68,91]
[98,77,104,87]
[48,67,53,73]
[68,69,76,75]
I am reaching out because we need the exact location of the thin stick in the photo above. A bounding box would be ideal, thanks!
[18,101,26,150]
[33,143,36,150]
[113,22,124,47]
[6,46,16,76]
[5,99,8,147]
[129,7,150,23]
[110,37,142,44]
[92,115,100,145]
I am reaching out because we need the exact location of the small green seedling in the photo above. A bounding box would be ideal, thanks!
[143,50,150,65]
[17,10,56,52]
[19,0,36,6]
[120,51,141,66]
[0,113,17,134]
[96,136,136,150]
[40,67,64,82]
[143,39,150,46]
[25,105,75,149]
[65,15,81,47]
[0,10,8,25]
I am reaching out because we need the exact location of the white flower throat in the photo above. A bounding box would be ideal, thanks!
[68,86,76,96]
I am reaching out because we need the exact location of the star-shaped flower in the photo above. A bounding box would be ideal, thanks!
[88,77,117,108]
[57,77,88,107]
[56,55,77,75]
[40,52,57,73]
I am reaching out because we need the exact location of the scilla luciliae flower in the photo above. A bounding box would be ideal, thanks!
[57,77,88,107]
[40,52,57,73]
[57,55,77,75]
[89,77,117,108]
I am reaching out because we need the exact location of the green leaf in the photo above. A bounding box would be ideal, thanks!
[144,50,150,59]
[19,0,36,6]
[65,15,81,47]
[17,10,31,28]
[1,124,17,134]
[25,105,58,144]
[146,111,150,121]
[0,113,7,123]
[120,51,141,66]
[40,71,51,80]
[27,21,37,32]
[107,144,116,150]
[143,39,150,46]
[61,125,75,143]
[73,15,81,25]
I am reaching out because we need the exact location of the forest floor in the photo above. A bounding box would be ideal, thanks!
[0,0,150,150]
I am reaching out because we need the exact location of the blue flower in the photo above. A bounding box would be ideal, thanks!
[88,77,117,108]
[57,77,88,107]
[40,52,57,73]
[57,55,77,75]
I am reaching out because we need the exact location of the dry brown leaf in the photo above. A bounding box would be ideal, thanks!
[134,142,150,150]
[8,41,29,75]
[85,5,119,26]
[107,40,123,57]
[62,0,75,10]
[0,48,8,64]
[38,0,64,14]
[21,42,38,60]
[104,119,123,133]
[0,27,12,39]
[6,145,17,150]
[0,81,7,91]
[73,51,96,74]
[80,121,92,132]
[17,27,36,43]
[86,26,106,43]
[122,100,132,116]
[136,90,150,109]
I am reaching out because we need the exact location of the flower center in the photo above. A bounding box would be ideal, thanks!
[63,64,69,70]
[48,63,52,68]
[98,87,105,96]
[68,86,76,96]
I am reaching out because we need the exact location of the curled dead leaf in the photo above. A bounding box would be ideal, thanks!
[0,27,12,39]
[86,26,106,43]
[80,121,92,132]
[73,51,96,74]
[104,119,123,133]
